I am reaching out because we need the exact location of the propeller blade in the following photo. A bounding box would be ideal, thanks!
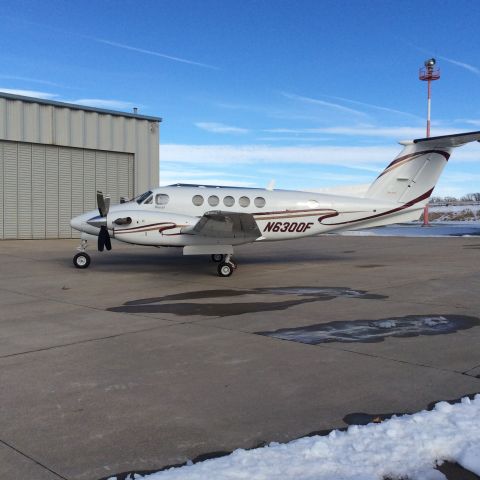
[97,225,112,252]
[105,229,112,251]
[97,191,110,218]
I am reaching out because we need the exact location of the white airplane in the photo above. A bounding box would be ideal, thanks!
[70,131,480,276]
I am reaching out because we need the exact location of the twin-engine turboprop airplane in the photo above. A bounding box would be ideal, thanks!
[71,131,480,276]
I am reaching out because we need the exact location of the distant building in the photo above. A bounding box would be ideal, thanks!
[0,92,161,239]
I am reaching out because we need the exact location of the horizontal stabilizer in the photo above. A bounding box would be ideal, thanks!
[413,130,480,147]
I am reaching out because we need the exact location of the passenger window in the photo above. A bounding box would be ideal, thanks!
[223,196,235,207]
[208,195,219,207]
[156,194,169,205]
[192,195,204,206]
[239,196,250,207]
[254,196,266,208]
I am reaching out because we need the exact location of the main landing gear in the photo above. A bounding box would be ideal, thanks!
[211,254,237,277]
[73,238,91,269]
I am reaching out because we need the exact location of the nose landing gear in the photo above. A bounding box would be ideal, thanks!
[73,238,91,269]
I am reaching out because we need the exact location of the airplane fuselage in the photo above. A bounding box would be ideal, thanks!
[69,130,480,275]
[72,184,424,247]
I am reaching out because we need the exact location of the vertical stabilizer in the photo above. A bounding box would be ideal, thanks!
[365,131,480,204]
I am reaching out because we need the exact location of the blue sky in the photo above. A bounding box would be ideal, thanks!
[1,0,480,197]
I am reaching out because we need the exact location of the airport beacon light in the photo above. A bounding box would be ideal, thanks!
[419,58,440,226]
[419,58,441,138]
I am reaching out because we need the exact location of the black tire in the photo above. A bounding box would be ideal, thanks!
[211,254,224,262]
[217,262,233,277]
[73,252,91,269]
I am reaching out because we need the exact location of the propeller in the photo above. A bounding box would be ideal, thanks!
[97,191,110,217]
[96,191,112,252]
[98,224,112,252]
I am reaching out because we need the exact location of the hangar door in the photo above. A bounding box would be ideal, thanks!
[0,141,134,239]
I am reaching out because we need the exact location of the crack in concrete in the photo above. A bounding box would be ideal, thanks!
[0,324,176,359]
[0,438,69,480]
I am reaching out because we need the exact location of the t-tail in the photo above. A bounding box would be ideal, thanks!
[365,131,480,205]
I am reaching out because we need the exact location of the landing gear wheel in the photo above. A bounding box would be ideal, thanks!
[73,252,91,269]
[211,254,224,262]
[218,262,233,277]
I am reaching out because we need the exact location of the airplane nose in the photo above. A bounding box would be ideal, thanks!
[70,215,84,232]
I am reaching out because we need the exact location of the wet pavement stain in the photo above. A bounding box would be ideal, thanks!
[257,314,480,344]
[436,461,480,480]
[355,264,386,268]
[107,287,387,317]
[343,411,406,426]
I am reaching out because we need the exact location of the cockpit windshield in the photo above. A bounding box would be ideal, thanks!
[134,191,153,204]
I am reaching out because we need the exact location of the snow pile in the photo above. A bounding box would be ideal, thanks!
[429,204,480,221]
[127,396,480,480]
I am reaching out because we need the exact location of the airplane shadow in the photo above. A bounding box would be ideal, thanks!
[68,249,351,275]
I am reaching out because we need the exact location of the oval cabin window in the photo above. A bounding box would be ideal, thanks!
[156,194,169,205]
[223,196,235,207]
[254,196,266,208]
[208,195,219,207]
[192,195,204,206]
[239,196,250,207]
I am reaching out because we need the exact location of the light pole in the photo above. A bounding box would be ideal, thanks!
[419,59,440,226]
[419,58,441,138]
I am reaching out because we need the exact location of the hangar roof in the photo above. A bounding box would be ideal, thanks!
[0,91,162,122]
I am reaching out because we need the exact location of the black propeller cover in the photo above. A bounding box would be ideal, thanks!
[98,225,112,252]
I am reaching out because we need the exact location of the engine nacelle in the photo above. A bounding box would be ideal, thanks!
[108,210,198,245]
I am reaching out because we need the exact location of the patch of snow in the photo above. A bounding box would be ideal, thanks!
[423,317,448,327]
[121,395,480,480]
[376,319,396,328]
[457,445,480,475]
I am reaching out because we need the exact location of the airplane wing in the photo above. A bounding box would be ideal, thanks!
[182,211,262,240]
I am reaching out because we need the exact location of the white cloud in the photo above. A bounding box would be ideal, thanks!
[321,94,422,119]
[456,119,480,127]
[256,136,335,142]
[281,91,368,117]
[0,88,58,99]
[160,177,255,187]
[70,98,137,110]
[0,75,62,87]
[0,89,137,111]
[161,143,399,172]
[161,142,480,174]
[94,38,219,70]
[195,122,249,134]
[404,41,480,77]
[436,55,480,76]
[264,126,463,139]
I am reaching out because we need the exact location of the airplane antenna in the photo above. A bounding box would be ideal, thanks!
[266,179,275,191]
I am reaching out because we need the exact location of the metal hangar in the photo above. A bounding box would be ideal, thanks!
[0,92,161,239]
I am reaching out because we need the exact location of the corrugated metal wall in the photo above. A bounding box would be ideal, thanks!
[0,94,159,240]
[0,140,134,239]
[0,96,159,195]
